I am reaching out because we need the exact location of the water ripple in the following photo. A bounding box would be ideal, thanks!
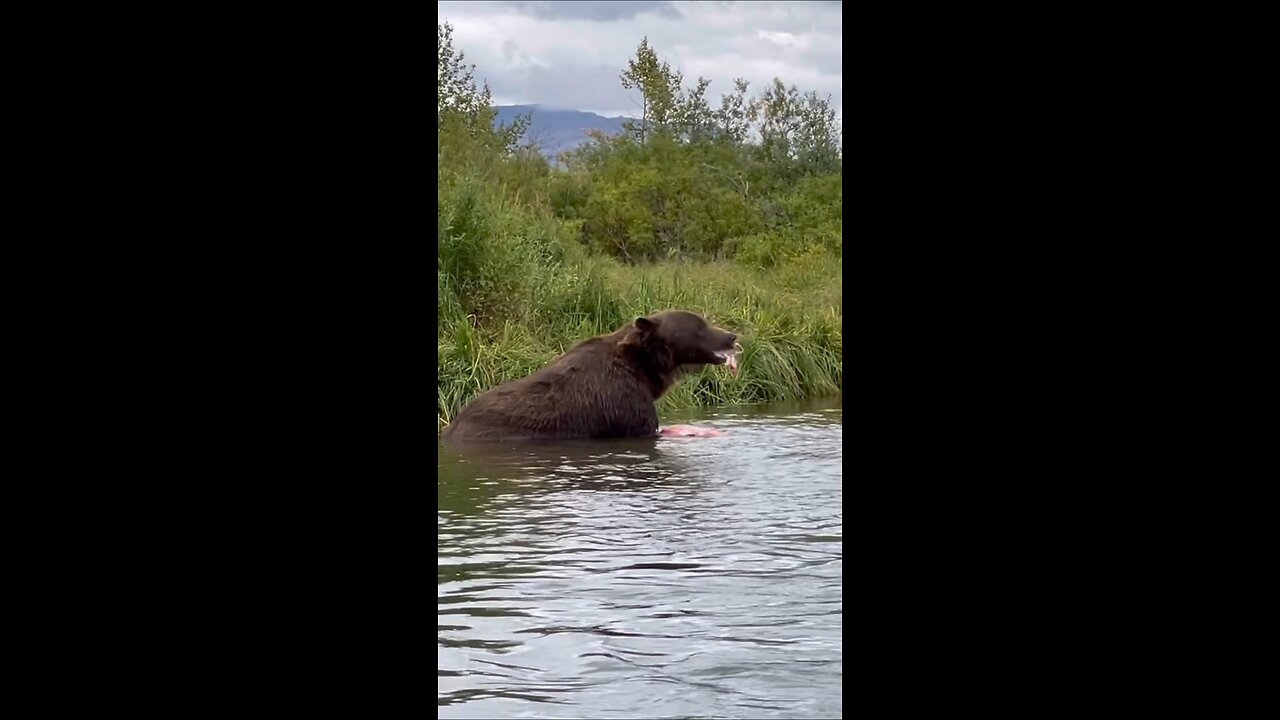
[439,398,842,719]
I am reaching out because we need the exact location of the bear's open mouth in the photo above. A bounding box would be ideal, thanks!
[713,346,740,375]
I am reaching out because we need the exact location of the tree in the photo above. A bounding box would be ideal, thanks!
[438,23,486,121]
[750,78,801,164]
[675,76,715,142]
[717,78,751,144]
[438,22,527,154]
[619,37,682,142]
[748,78,840,173]
[794,90,842,173]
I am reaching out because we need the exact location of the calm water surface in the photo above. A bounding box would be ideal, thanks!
[438,397,842,719]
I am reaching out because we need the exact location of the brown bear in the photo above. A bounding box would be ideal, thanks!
[441,310,738,441]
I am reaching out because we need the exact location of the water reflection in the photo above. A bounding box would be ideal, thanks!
[440,438,691,513]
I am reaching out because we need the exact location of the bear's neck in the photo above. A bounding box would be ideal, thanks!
[617,333,678,399]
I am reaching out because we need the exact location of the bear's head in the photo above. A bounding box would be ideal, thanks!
[629,310,739,375]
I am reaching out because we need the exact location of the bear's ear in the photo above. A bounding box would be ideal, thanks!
[634,317,656,332]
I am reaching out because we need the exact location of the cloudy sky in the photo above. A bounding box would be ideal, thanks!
[437,1,842,119]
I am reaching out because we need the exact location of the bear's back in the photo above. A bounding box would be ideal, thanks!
[442,336,659,441]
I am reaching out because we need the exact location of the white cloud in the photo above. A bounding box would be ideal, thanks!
[437,1,842,118]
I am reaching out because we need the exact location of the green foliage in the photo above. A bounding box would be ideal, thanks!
[551,39,841,264]
[717,78,752,144]
[735,174,842,268]
[749,78,842,175]
[560,134,761,260]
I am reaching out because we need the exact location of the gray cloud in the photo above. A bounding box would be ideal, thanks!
[496,1,680,21]
[439,1,842,118]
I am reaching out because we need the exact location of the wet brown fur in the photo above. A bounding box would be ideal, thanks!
[442,310,736,441]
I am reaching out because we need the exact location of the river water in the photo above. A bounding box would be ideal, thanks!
[438,397,843,718]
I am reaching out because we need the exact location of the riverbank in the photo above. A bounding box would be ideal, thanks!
[438,258,842,431]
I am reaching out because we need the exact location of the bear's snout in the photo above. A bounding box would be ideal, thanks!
[710,327,736,348]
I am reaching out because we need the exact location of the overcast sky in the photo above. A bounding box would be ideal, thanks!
[437,1,842,119]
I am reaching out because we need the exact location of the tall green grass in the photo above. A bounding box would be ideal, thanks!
[437,254,843,431]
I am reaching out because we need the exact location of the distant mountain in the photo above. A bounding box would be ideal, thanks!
[494,105,631,160]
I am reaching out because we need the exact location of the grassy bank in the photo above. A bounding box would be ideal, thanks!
[438,256,842,432]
